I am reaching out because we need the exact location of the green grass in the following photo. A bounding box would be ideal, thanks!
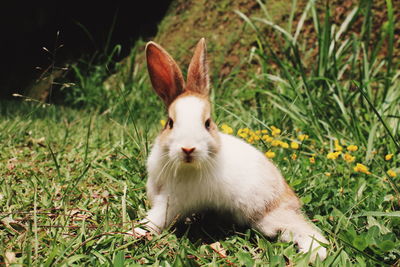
[1,0,399,266]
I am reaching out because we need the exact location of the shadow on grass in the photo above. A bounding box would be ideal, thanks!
[173,209,255,244]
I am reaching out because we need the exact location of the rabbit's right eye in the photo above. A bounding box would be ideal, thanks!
[168,118,174,129]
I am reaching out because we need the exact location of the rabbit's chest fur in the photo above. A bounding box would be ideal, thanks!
[147,133,287,223]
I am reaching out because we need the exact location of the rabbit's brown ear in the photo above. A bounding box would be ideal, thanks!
[146,42,185,106]
[186,38,210,96]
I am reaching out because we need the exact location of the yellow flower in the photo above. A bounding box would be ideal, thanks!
[271,140,281,147]
[160,119,166,127]
[347,145,358,152]
[309,157,315,164]
[290,141,299,150]
[291,153,297,160]
[261,129,268,134]
[334,139,343,152]
[221,124,233,134]
[265,150,275,158]
[238,133,247,139]
[271,126,281,137]
[237,128,250,139]
[298,134,309,141]
[325,172,331,177]
[387,170,397,177]
[262,135,273,142]
[327,151,341,159]
[354,163,371,175]
[239,130,261,143]
[280,142,289,149]
[385,154,393,161]
[343,153,355,163]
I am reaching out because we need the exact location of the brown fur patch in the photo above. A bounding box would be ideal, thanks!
[208,120,221,155]
[249,181,301,223]
[281,182,301,211]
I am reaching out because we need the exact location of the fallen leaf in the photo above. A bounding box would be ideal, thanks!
[1,217,27,234]
[5,251,17,266]
[210,242,227,257]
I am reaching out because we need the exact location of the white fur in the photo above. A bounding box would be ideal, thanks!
[137,95,328,262]
[166,96,216,163]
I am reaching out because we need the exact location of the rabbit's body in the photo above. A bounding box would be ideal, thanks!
[138,39,328,262]
[147,126,290,225]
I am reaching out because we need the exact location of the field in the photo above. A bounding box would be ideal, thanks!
[1,1,399,266]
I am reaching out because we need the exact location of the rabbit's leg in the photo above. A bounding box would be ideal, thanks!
[253,207,327,261]
[134,193,179,236]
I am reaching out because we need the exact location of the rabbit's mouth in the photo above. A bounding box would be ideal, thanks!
[183,155,194,163]
[179,146,198,163]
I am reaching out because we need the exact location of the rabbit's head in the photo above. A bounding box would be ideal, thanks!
[146,38,220,166]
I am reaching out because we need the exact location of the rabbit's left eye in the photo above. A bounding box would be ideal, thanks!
[205,119,211,130]
[167,118,174,129]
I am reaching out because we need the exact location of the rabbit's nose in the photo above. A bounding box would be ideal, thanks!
[181,147,196,155]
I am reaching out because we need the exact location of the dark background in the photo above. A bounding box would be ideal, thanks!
[0,1,172,99]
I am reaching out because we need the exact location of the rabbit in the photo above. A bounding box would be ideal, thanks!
[135,38,328,262]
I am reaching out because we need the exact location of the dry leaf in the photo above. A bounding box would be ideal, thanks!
[5,251,17,266]
[1,217,27,234]
[210,241,227,257]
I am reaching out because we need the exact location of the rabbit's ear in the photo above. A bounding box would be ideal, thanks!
[146,42,185,106]
[186,38,210,96]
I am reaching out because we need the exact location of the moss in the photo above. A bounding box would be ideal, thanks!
[107,0,399,90]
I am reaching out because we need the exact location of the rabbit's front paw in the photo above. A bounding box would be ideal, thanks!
[299,244,327,262]
[127,227,149,238]
[133,227,148,237]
